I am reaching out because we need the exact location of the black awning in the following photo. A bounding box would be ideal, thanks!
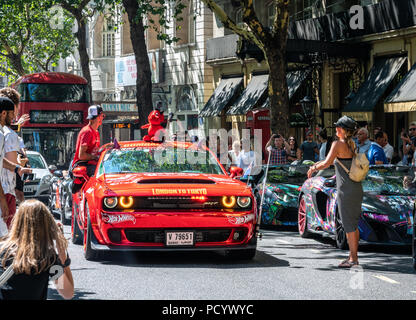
[199,76,243,117]
[226,74,269,115]
[343,56,407,113]
[385,62,416,112]
[226,69,310,115]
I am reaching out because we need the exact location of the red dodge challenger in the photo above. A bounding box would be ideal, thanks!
[71,141,258,261]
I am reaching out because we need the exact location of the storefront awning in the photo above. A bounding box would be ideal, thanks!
[343,56,407,113]
[226,74,268,115]
[199,76,243,117]
[385,62,416,112]
[227,69,310,115]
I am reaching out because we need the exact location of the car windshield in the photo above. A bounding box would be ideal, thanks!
[363,166,416,196]
[27,154,46,169]
[266,165,309,184]
[100,146,224,175]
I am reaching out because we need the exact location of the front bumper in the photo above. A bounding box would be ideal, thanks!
[92,210,257,250]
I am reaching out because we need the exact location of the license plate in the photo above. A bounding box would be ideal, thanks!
[24,186,34,193]
[165,231,194,246]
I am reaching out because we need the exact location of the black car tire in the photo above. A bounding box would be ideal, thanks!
[335,211,348,250]
[61,194,71,225]
[84,204,100,261]
[71,204,83,245]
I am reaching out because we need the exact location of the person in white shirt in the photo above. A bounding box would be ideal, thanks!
[0,89,32,230]
[0,98,30,235]
[382,132,394,163]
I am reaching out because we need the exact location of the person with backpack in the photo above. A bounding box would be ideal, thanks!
[307,116,363,268]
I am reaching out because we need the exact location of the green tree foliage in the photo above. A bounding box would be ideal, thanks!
[0,0,76,83]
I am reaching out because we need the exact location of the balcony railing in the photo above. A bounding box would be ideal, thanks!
[206,34,239,62]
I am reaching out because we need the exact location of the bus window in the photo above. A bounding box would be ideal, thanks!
[20,83,90,103]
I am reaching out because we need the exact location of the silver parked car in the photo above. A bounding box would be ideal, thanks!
[24,151,53,203]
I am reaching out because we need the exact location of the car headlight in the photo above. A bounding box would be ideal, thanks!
[222,196,236,208]
[119,196,134,209]
[237,196,251,208]
[104,197,118,209]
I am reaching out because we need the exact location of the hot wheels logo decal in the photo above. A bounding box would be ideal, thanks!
[228,214,255,225]
[102,213,136,224]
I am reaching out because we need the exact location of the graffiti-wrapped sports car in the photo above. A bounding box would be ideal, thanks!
[252,165,309,226]
[71,141,257,261]
[298,166,415,249]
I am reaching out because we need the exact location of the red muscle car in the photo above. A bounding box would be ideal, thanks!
[71,141,257,261]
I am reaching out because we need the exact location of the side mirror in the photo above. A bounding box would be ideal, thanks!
[53,170,63,178]
[324,178,336,188]
[72,166,89,180]
[49,165,57,174]
[229,166,244,179]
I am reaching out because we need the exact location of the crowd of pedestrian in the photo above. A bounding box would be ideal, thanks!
[0,88,74,300]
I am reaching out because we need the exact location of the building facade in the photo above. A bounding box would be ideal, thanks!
[201,0,416,159]
[87,1,214,143]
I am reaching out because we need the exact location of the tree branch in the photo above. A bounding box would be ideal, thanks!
[200,0,262,48]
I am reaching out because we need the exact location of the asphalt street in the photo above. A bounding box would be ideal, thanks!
[48,224,416,300]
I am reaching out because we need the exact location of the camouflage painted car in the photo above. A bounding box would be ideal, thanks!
[251,165,310,226]
[298,166,415,249]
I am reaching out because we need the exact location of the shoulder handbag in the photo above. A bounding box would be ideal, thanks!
[337,148,369,183]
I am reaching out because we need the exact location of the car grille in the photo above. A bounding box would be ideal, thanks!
[278,208,299,223]
[104,196,252,211]
[123,228,234,244]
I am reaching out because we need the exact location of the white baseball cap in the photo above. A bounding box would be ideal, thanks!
[87,105,104,120]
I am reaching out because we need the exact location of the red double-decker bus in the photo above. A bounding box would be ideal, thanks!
[12,72,90,169]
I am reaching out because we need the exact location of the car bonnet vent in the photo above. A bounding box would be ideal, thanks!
[137,178,216,184]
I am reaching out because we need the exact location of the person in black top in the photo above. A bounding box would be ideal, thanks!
[0,200,74,300]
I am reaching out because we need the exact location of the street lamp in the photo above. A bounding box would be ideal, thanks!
[300,95,316,120]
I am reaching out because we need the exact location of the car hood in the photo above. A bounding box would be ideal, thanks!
[98,173,252,197]
[362,194,415,221]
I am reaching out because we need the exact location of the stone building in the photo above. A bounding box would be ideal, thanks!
[88,1,214,143]
[201,0,416,158]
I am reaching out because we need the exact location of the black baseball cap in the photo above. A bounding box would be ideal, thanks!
[334,116,358,131]
[0,97,15,111]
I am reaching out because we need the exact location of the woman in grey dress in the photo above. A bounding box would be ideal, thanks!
[307,116,363,268]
